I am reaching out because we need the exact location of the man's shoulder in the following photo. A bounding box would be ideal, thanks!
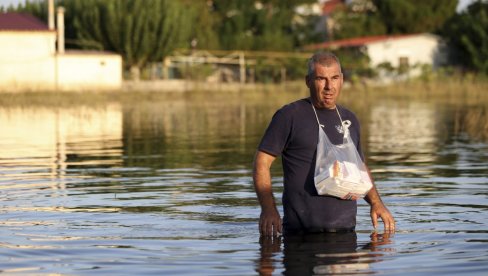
[268,98,312,126]
[278,98,311,115]
[337,105,358,118]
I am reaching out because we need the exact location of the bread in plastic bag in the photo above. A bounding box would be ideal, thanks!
[312,105,373,199]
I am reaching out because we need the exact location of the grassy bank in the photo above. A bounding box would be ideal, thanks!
[341,78,488,105]
[0,78,486,107]
[0,81,308,107]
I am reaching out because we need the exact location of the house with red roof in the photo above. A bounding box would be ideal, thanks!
[306,33,448,78]
[0,9,122,92]
[0,12,56,90]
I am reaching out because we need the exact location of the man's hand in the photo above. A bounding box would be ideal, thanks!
[370,202,395,231]
[259,209,282,237]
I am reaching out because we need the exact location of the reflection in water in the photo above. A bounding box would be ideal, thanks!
[453,105,488,141]
[257,231,395,275]
[118,92,307,172]
[368,101,439,164]
[0,105,122,194]
[0,105,121,159]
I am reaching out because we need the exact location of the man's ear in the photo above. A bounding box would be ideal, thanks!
[305,75,311,88]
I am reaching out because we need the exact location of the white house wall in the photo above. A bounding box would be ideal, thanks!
[0,31,122,92]
[366,34,445,69]
[56,53,122,91]
[0,31,56,57]
[0,32,57,91]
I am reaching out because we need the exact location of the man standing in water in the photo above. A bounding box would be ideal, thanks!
[253,52,395,236]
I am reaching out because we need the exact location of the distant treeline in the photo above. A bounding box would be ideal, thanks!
[4,0,488,79]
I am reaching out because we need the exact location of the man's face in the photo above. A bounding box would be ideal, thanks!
[306,62,343,109]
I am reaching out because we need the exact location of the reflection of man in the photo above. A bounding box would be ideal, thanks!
[284,232,362,275]
[253,52,395,236]
[256,236,281,276]
[256,231,394,275]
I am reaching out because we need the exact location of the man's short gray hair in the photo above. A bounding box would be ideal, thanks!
[307,52,342,76]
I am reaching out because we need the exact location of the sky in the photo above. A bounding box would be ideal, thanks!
[456,0,477,11]
[0,0,478,12]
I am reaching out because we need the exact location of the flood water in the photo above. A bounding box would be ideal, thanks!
[0,89,487,275]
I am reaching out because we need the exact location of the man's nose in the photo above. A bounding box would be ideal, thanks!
[324,79,331,90]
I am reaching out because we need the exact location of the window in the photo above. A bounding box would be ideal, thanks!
[399,57,409,67]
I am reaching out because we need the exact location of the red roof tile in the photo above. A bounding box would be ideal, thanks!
[306,34,418,50]
[0,12,50,31]
[322,0,344,15]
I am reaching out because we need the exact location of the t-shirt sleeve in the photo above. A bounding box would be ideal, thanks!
[257,107,292,157]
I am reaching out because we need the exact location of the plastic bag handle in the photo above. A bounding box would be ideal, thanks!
[311,102,349,131]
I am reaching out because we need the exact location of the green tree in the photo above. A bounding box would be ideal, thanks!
[187,0,220,50]
[59,0,192,79]
[372,0,457,34]
[331,9,386,40]
[442,1,488,74]
[209,0,316,51]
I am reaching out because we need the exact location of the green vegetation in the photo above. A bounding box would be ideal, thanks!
[442,0,488,74]
[329,0,457,39]
[208,0,317,51]
[372,0,457,34]
[330,9,386,40]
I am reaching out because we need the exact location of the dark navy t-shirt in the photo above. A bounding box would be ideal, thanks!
[258,98,364,232]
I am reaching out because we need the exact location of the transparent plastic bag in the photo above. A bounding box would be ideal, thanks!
[312,106,373,199]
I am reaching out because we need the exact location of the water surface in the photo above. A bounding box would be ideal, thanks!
[0,90,487,275]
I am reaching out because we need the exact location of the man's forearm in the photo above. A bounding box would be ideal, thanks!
[253,151,278,212]
[364,174,395,230]
[364,167,384,206]
[365,185,384,206]
[253,166,278,212]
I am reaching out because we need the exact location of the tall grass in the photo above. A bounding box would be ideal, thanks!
[453,106,488,142]
[1,78,485,106]
[341,78,488,105]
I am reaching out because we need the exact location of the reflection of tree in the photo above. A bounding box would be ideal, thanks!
[121,98,247,169]
[120,93,303,170]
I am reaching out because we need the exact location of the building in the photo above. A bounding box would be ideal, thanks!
[306,33,448,78]
[0,10,122,92]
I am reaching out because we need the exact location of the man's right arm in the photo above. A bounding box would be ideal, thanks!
[253,150,282,236]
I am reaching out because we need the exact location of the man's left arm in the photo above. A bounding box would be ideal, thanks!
[364,167,396,231]
[353,116,395,230]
